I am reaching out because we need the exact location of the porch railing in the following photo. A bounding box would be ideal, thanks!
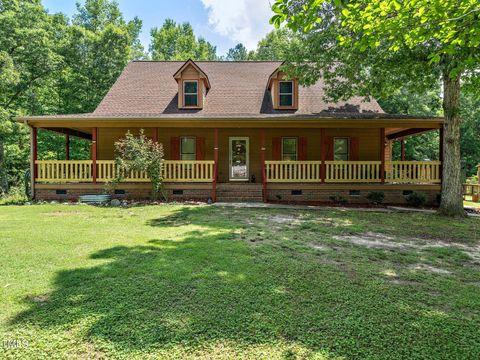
[265,161,322,182]
[265,160,441,184]
[36,160,215,183]
[325,161,381,183]
[385,161,441,184]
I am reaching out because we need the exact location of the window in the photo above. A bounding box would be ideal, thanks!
[282,137,297,160]
[180,137,196,160]
[279,81,294,107]
[334,138,349,161]
[183,81,198,107]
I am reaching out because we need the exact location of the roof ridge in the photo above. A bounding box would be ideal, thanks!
[131,60,284,63]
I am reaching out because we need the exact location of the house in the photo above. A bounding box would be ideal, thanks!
[17,60,444,204]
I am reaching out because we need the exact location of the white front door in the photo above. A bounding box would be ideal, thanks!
[229,137,249,181]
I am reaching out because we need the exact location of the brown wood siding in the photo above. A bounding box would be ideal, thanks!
[97,127,382,181]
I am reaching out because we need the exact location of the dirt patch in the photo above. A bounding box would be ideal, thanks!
[332,232,407,250]
[27,294,50,304]
[409,264,452,275]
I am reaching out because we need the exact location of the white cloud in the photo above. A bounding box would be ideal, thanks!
[200,0,274,50]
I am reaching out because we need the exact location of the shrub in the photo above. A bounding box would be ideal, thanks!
[111,129,165,200]
[405,192,427,207]
[329,194,348,205]
[0,187,27,205]
[366,191,385,204]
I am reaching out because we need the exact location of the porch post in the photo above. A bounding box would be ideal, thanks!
[92,128,97,183]
[65,130,70,160]
[260,129,267,202]
[153,127,158,143]
[212,128,218,202]
[320,128,326,182]
[31,126,37,199]
[32,127,38,180]
[439,127,444,184]
[380,128,385,183]
[400,137,405,161]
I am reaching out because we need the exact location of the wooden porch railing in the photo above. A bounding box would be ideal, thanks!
[385,161,441,184]
[463,184,480,202]
[265,160,441,184]
[325,161,381,183]
[36,160,93,183]
[265,161,322,182]
[35,160,215,183]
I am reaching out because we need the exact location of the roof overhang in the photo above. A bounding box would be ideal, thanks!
[16,114,444,130]
[173,59,211,90]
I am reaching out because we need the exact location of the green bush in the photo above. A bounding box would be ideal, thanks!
[366,191,385,204]
[329,194,348,205]
[0,187,27,205]
[406,192,427,207]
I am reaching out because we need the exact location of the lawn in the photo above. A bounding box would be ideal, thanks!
[1,204,479,359]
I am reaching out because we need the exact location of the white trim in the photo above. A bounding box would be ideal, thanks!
[229,137,250,181]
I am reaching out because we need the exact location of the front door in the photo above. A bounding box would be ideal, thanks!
[229,137,249,181]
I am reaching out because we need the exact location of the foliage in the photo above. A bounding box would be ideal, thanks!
[252,28,298,60]
[150,19,217,60]
[225,43,249,61]
[366,191,385,204]
[0,186,27,205]
[329,193,347,205]
[270,0,480,216]
[112,130,165,200]
[405,191,427,207]
[1,204,480,358]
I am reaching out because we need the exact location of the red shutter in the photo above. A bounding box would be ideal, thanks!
[196,137,205,160]
[272,137,281,160]
[298,137,307,160]
[350,137,359,160]
[325,137,334,160]
[171,137,180,160]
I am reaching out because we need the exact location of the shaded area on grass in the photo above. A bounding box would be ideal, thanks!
[8,206,480,359]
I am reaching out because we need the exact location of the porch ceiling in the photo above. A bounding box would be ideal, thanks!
[385,127,438,140]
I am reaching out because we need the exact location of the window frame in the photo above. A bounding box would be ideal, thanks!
[278,80,294,108]
[183,80,199,108]
[281,137,298,161]
[333,137,350,161]
[180,136,196,160]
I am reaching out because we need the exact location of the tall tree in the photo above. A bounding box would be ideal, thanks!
[0,0,65,192]
[225,43,249,61]
[253,28,297,60]
[150,19,217,60]
[271,0,480,216]
[59,0,145,114]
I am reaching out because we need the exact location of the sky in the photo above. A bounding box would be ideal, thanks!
[42,0,276,56]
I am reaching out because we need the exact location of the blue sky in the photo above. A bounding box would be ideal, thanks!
[42,0,275,56]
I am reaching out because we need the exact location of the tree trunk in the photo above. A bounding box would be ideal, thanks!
[0,137,8,194]
[438,71,464,216]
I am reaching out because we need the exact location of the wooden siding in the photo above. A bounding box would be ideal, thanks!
[97,127,382,183]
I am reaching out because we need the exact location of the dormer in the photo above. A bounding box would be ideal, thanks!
[267,66,298,110]
[173,60,211,109]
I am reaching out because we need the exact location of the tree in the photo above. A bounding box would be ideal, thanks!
[150,19,217,60]
[271,0,480,216]
[0,0,65,193]
[253,28,298,60]
[112,130,165,200]
[226,43,249,61]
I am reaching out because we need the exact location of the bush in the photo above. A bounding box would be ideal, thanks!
[366,191,385,204]
[0,187,27,205]
[405,192,427,207]
[329,194,347,205]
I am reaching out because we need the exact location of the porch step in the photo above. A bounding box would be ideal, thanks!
[216,183,263,202]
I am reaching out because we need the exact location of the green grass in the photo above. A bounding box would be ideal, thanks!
[0,204,479,359]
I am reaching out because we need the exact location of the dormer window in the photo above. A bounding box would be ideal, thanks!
[279,81,294,107]
[183,80,198,107]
